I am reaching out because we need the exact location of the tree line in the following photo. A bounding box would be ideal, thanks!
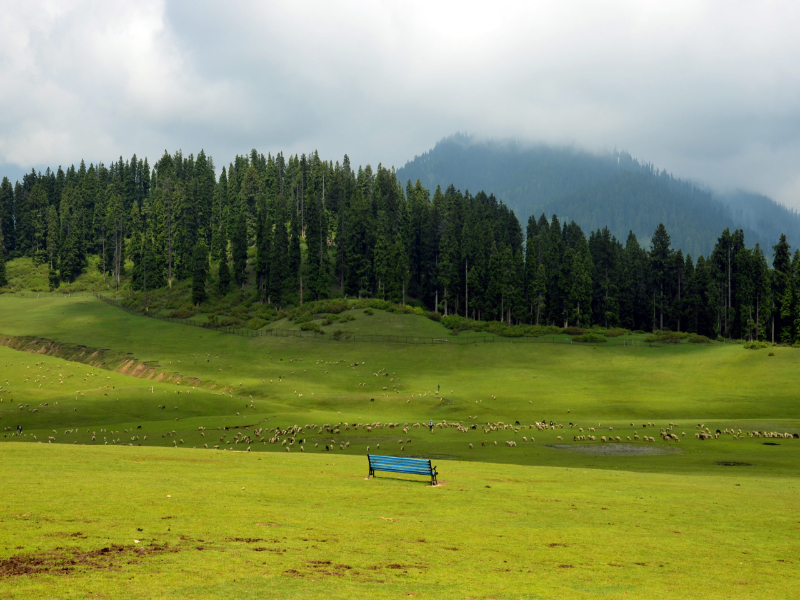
[0,149,798,343]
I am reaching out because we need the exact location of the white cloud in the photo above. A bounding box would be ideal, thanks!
[1,0,800,207]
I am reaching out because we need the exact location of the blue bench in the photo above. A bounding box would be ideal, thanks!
[367,454,438,486]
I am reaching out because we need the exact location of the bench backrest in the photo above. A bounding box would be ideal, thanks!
[368,454,434,475]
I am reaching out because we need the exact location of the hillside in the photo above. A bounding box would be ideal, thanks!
[398,134,800,256]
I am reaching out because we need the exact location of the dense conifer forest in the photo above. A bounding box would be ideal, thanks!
[0,148,799,343]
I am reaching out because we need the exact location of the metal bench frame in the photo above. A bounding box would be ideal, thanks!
[367,454,438,485]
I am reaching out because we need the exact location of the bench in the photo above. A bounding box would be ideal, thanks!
[367,454,438,486]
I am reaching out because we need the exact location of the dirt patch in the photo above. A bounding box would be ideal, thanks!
[0,543,178,579]
[0,333,211,391]
[715,461,752,467]
[546,443,683,456]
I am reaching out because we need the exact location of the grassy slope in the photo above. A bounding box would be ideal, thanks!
[1,443,798,600]
[1,295,799,478]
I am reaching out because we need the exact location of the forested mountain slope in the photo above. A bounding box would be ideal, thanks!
[398,134,800,256]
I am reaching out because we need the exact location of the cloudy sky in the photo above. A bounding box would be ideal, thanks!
[1,0,799,206]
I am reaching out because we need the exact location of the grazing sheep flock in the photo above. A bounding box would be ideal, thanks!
[3,357,797,458]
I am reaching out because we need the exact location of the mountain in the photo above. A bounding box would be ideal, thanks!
[397,134,800,257]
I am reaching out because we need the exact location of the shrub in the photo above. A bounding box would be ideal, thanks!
[331,329,351,341]
[441,315,473,333]
[744,341,770,350]
[572,333,607,343]
[633,329,645,335]
[294,313,315,324]
[363,308,374,316]
[717,335,726,342]
[300,322,322,332]
[644,331,682,344]
[602,328,630,338]
[339,313,355,322]
[246,317,269,330]
[216,317,243,328]
[563,326,586,336]
[687,334,711,344]
[167,307,196,319]
[230,305,250,319]
[768,351,775,356]
[426,311,441,321]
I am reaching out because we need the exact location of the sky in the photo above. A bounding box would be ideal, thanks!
[1,0,799,206]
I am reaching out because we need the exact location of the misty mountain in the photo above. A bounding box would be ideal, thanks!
[397,134,800,258]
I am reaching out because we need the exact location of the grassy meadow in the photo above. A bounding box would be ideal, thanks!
[1,293,799,597]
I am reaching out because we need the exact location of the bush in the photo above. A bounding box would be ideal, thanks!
[633,329,645,335]
[300,322,322,332]
[744,341,770,350]
[687,334,711,344]
[167,307,196,319]
[332,329,351,341]
[563,326,586,336]
[363,308,374,316]
[215,317,243,328]
[602,328,630,338]
[339,313,355,322]
[426,311,441,321]
[768,351,775,356]
[572,333,607,343]
[246,317,269,330]
[644,331,682,344]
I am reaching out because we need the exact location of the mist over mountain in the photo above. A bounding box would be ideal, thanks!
[397,134,800,258]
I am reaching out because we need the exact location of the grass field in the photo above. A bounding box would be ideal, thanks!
[1,294,799,597]
[2,443,798,599]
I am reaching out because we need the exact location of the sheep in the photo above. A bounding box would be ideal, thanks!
[601,436,607,442]
[469,443,473,448]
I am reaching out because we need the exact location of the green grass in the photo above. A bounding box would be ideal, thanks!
[1,443,798,599]
[0,294,799,596]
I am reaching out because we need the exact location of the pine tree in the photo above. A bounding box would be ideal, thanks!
[192,239,208,307]
[218,256,231,294]
[772,234,792,343]
[254,194,272,303]
[269,203,289,306]
[0,229,7,288]
[289,209,302,300]
[532,263,546,325]
[29,183,48,262]
[0,177,13,257]
[569,248,592,327]
[650,223,673,331]
[231,210,248,288]
[46,205,59,271]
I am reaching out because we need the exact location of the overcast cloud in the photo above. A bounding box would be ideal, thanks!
[1,1,799,206]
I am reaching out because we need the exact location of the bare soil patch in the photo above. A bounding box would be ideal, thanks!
[0,543,178,579]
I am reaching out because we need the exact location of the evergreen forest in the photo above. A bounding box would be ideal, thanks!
[1,148,799,343]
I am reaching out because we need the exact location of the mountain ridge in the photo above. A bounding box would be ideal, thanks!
[397,133,800,256]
